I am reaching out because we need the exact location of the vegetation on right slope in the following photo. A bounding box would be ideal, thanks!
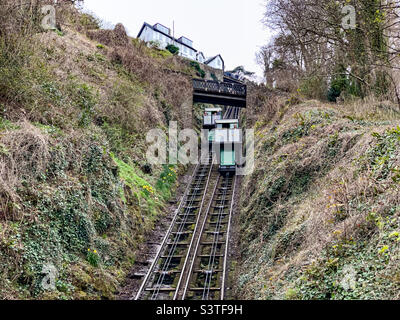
[236,90,400,300]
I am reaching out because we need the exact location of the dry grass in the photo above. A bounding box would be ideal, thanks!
[339,96,400,121]
[83,22,193,131]
[236,93,400,299]
[0,121,50,218]
[87,23,129,47]
[0,3,197,300]
[245,84,284,128]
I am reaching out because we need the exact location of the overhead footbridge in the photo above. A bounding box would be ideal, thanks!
[193,79,247,108]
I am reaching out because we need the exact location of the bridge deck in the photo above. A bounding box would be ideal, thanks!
[193,79,247,108]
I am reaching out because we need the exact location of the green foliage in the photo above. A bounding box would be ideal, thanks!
[328,77,347,102]
[0,118,19,131]
[299,76,327,100]
[86,52,106,63]
[294,234,398,300]
[285,288,300,300]
[272,59,285,69]
[34,123,63,137]
[79,13,101,30]
[0,38,49,109]
[149,48,173,59]
[190,61,206,78]
[9,142,125,297]
[326,133,341,158]
[374,71,390,97]
[68,82,98,127]
[211,73,218,81]
[359,126,400,180]
[0,6,191,300]
[109,152,160,208]
[326,65,364,102]
[87,249,100,267]
[166,44,179,55]
[281,109,333,144]
[110,153,152,195]
[54,29,64,37]
[156,165,177,200]
[148,41,161,50]
[101,122,136,155]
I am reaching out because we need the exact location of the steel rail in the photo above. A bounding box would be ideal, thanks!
[172,153,215,299]
[221,175,237,300]
[150,156,212,299]
[223,107,241,120]
[181,174,221,300]
[202,175,232,299]
[223,107,233,119]
[134,158,205,300]
[181,174,236,300]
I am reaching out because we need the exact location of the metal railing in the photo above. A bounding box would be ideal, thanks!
[193,79,247,97]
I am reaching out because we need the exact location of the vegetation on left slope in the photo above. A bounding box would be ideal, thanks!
[0,1,195,299]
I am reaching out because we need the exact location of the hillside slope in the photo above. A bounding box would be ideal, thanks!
[0,9,198,299]
[236,94,400,300]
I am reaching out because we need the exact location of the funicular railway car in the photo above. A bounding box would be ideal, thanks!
[203,107,222,128]
[202,107,222,147]
[213,119,241,174]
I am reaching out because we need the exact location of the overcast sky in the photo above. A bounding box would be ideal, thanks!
[81,0,271,81]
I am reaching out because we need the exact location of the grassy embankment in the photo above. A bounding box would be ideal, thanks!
[236,87,400,300]
[0,6,202,299]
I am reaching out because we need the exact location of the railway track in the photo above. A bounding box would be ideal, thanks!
[135,106,241,301]
[135,159,237,300]
[182,174,237,300]
[224,107,240,120]
[135,153,217,300]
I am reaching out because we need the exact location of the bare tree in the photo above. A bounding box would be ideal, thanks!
[258,0,400,105]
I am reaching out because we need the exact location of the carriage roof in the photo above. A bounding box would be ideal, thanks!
[205,107,222,112]
[215,119,239,124]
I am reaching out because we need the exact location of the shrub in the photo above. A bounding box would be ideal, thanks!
[299,75,327,100]
[87,249,100,267]
[327,69,350,102]
[79,13,101,30]
[190,61,206,78]
[156,165,177,199]
[166,44,179,55]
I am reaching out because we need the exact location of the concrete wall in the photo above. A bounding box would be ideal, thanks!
[202,64,224,82]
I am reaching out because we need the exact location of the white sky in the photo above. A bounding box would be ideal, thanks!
[81,0,271,80]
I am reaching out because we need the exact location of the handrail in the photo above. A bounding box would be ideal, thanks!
[193,79,247,97]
